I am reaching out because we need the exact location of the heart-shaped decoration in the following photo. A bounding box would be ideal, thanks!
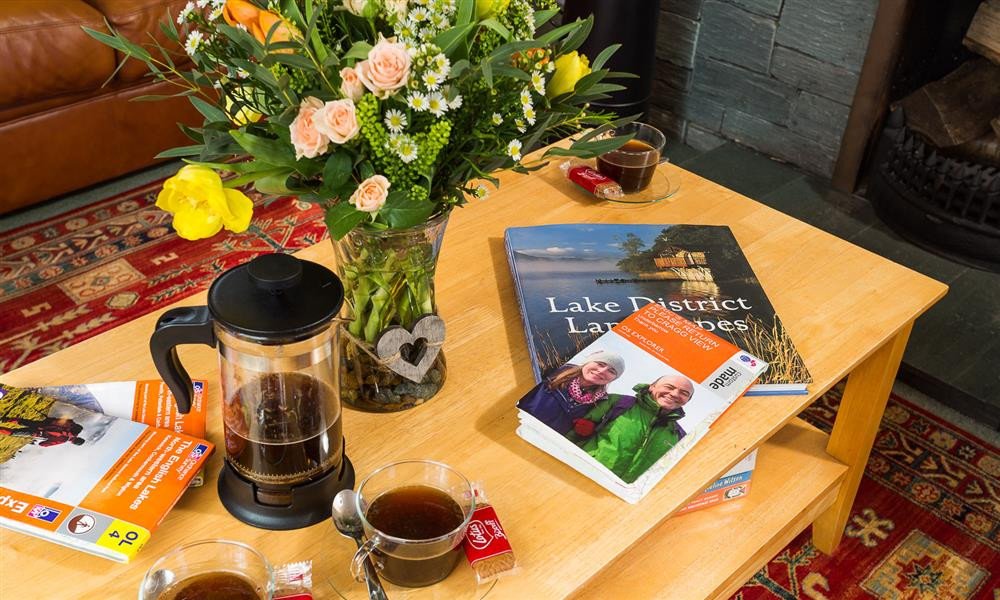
[374,315,446,383]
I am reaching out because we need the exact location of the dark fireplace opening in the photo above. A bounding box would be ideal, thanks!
[861,0,1000,272]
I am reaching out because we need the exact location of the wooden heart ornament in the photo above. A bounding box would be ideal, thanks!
[374,315,446,383]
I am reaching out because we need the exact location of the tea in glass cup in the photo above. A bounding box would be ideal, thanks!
[138,539,274,600]
[596,122,666,193]
[352,460,475,588]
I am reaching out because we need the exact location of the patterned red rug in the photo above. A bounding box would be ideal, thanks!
[0,178,327,373]
[732,386,999,600]
[1,177,997,597]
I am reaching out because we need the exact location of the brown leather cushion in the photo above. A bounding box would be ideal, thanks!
[0,1,116,109]
[83,0,190,82]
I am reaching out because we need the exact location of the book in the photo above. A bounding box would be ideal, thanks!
[0,383,213,562]
[515,302,767,503]
[33,380,208,486]
[504,223,811,396]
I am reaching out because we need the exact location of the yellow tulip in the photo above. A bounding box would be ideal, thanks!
[546,51,591,98]
[156,165,254,240]
[476,0,510,19]
[224,89,264,126]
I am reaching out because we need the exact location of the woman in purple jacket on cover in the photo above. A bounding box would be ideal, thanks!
[518,350,626,435]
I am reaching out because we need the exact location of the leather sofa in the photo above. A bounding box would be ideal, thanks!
[0,0,203,215]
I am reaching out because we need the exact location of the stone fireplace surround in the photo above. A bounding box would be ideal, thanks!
[649,0,877,178]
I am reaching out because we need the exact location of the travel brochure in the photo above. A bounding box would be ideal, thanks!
[516,302,767,503]
[505,223,811,395]
[0,383,213,562]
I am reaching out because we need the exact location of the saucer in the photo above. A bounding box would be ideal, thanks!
[325,562,498,599]
[603,167,680,205]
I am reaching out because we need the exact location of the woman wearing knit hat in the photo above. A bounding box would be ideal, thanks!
[517,350,626,435]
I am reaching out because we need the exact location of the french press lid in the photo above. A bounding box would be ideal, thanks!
[208,253,344,343]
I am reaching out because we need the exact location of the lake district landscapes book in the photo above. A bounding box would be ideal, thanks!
[505,223,811,395]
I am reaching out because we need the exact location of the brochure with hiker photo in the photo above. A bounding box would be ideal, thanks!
[505,223,811,395]
[33,379,208,486]
[0,383,213,563]
[516,302,767,504]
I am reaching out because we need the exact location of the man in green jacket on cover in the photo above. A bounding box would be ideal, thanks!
[571,375,694,483]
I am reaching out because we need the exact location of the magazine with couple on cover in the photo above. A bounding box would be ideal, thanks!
[516,302,767,503]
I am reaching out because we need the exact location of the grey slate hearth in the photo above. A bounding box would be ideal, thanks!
[667,141,1000,429]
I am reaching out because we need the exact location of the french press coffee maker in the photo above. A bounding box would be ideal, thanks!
[150,253,354,530]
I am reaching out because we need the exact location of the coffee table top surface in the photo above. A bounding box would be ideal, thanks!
[0,156,946,598]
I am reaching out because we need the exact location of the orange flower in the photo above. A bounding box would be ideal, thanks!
[222,0,296,49]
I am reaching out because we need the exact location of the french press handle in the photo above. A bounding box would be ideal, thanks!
[150,306,217,413]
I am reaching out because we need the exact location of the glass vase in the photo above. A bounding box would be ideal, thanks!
[332,212,449,412]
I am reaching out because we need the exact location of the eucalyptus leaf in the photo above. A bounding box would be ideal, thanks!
[189,96,230,124]
[479,18,511,40]
[225,167,292,188]
[534,8,560,28]
[254,172,295,194]
[591,43,620,71]
[155,145,204,159]
[559,16,593,54]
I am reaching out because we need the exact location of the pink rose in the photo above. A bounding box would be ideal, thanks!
[356,38,411,98]
[350,175,391,213]
[289,96,329,160]
[314,99,360,145]
[340,67,365,102]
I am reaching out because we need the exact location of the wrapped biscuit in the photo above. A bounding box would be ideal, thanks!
[463,486,518,584]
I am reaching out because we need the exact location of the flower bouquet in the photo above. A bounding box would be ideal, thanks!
[87,0,632,411]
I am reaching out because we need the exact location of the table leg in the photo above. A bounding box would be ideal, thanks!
[811,322,913,554]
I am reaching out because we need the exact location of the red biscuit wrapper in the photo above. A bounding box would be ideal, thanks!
[463,498,517,583]
[560,161,624,200]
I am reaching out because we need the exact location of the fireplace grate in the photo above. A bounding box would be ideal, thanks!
[868,109,1000,272]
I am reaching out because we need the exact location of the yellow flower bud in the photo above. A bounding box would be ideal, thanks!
[156,165,254,240]
[546,51,591,98]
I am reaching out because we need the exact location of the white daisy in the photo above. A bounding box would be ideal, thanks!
[177,2,195,24]
[546,60,556,73]
[209,6,224,20]
[384,109,408,133]
[398,139,418,163]
[210,0,226,8]
[520,88,532,106]
[387,133,405,151]
[427,92,447,116]
[491,113,503,125]
[507,139,522,162]
[515,118,526,133]
[432,13,450,29]
[407,92,429,111]
[473,183,489,199]
[411,7,429,21]
[523,105,536,125]
[531,71,546,95]
[448,94,463,109]
[422,71,442,91]
[184,30,205,56]
[195,0,210,7]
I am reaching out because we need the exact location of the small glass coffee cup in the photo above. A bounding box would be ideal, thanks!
[596,122,666,193]
[138,539,275,600]
[352,460,475,588]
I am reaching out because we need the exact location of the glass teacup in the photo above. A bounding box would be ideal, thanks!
[351,460,475,588]
[138,539,275,600]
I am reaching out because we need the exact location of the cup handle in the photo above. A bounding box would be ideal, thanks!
[350,535,383,581]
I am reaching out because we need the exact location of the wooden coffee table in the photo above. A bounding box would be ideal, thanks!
[0,155,946,599]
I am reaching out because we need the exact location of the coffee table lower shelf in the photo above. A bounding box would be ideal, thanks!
[573,417,847,600]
